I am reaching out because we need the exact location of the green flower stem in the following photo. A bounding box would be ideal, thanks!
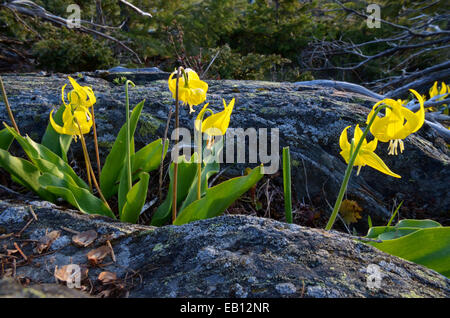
[195,108,213,200]
[125,80,135,194]
[197,122,202,200]
[283,147,292,224]
[172,67,184,223]
[325,104,388,231]
[75,118,111,211]
[90,105,101,180]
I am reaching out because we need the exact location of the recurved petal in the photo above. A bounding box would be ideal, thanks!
[429,81,438,98]
[73,110,93,134]
[365,138,378,153]
[339,126,351,152]
[82,86,96,106]
[61,84,69,107]
[185,68,200,81]
[49,109,67,135]
[353,124,368,147]
[359,149,401,178]
[195,103,210,131]
[188,87,207,106]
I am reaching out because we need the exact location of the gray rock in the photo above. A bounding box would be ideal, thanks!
[0,74,448,223]
[0,278,92,298]
[92,66,170,84]
[0,199,448,298]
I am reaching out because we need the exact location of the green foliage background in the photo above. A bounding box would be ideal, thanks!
[0,0,448,83]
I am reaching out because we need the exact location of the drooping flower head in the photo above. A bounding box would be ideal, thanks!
[339,125,401,178]
[168,68,208,113]
[196,98,235,136]
[49,106,92,137]
[62,76,96,111]
[50,77,94,138]
[195,98,234,149]
[367,89,425,155]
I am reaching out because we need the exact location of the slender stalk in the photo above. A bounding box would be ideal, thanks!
[90,105,101,180]
[325,104,388,231]
[87,156,112,211]
[76,125,92,191]
[125,80,135,193]
[172,66,184,223]
[197,125,202,200]
[194,108,213,201]
[0,76,20,134]
[282,147,292,224]
[75,119,111,210]
[159,109,173,201]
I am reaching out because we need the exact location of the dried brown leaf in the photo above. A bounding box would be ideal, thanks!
[87,245,110,265]
[54,264,88,284]
[72,230,98,248]
[98,271,117,284]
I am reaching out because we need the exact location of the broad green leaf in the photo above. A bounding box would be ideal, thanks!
[174,165,264,225]
[179,159,220,214]
[39,173,115,218]
[117,166,128,216]
[121,172,150,224]
[132,138,168,174]
[368,227,450,278]
[377,228,419,240]
[0,148,55,201]
[100,100,145,199]
[41,105,72,162]
[366,226,396,239]
[112,138,168,198]
[178,140,223,214]
[0,128,13,150]
[151,154,198,226]
[396,219,442,229]
[4,124,88,190]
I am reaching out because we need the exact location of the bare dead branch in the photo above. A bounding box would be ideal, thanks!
[119,0,152,18]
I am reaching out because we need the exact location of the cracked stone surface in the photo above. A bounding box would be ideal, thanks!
[0,199,448,298]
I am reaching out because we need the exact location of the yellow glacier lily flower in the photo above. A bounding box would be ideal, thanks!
[429,81,448,101]
[49,105,93,137]
[62,76,96,110]
[340,125,401,178]
[198,98,235,136]
[367,89,425,155]
[168,68,208,113]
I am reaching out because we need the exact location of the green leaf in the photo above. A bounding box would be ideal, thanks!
[41,106,72,162]
[0,148,54,201]
[151,154,198,226]
[396,219,442,229]
[39,173,115,218]
[178,141,222,214]
[0,128,13,150]
[114,138,168,200]
[174,165,264,225]
[132,138,168,174]
[120,172,150,223]
[100,100,145,199]
[368,227,450,278]
[4,124,88,190]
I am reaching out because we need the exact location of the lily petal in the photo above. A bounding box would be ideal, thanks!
[359,149,401,178]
